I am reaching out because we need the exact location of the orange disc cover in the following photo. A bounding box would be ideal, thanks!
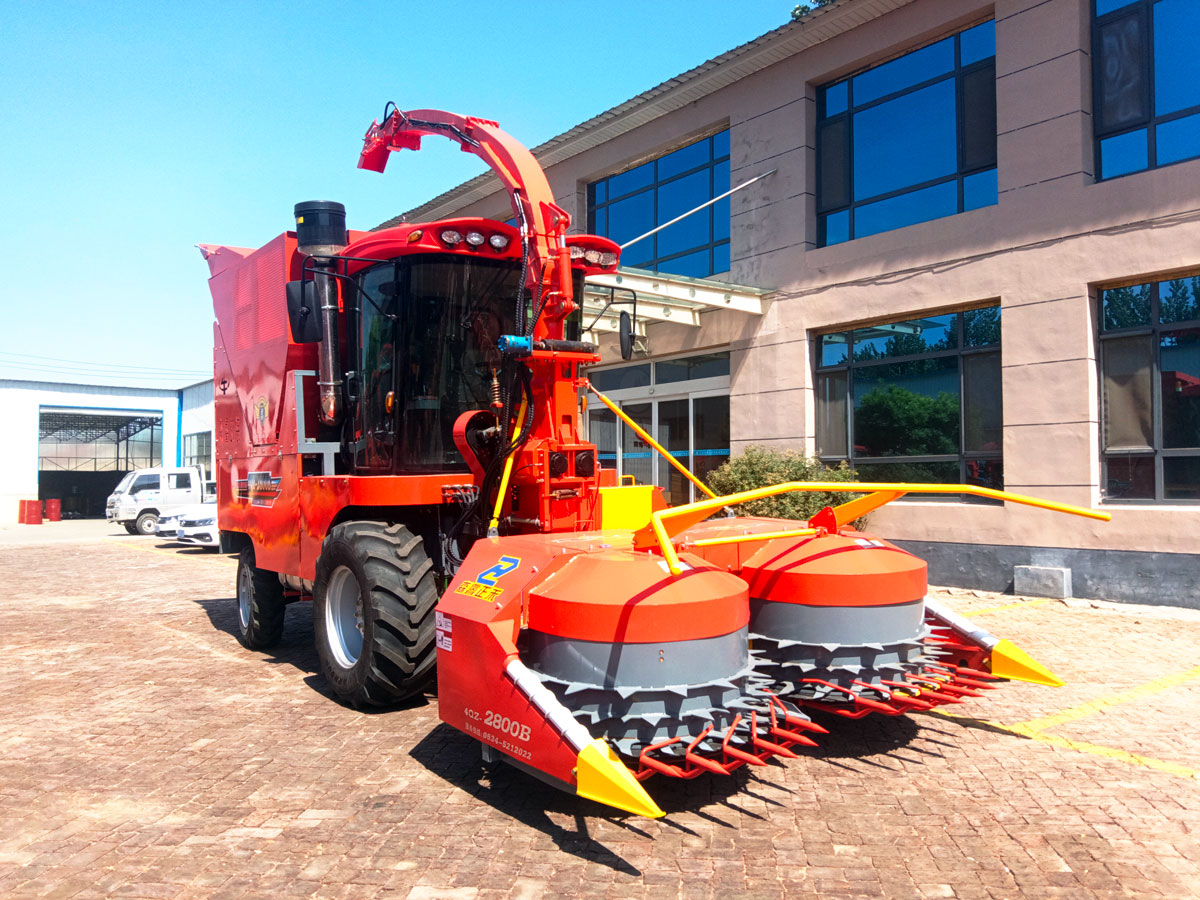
[742,534,927,608]
[527,550,749,643]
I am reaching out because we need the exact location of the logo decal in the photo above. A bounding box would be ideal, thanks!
[477,555,521,586]
[454,581,504,603]
[254,396,269,425]
[235,471,282,507]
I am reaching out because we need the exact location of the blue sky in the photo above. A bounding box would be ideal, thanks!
[0,1,790,388]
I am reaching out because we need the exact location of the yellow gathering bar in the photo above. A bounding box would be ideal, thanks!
[688,527,820,548]
[588,384,718,501]
[646,481,1111,576]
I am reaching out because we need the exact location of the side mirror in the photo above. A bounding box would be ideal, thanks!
[286,280,323,344]
[619,310,634,360]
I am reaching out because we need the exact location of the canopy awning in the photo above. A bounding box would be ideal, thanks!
[581,266,767,336]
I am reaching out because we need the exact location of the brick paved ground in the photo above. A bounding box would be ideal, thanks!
[1,522,1198,899]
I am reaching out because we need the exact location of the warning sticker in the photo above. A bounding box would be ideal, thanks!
[435,611,452,632]
[454,580,503,603]
[436,631,453,652]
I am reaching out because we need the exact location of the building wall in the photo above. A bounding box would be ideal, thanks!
[179,380,216,475]
[0,380,215,524]
[400,0,1200,601]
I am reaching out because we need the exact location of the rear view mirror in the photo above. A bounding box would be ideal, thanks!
[619,310,634,360]
[286,280,323,344]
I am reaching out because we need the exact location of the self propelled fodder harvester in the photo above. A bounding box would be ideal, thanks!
[200,107,1110,819]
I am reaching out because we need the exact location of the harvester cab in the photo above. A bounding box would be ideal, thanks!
[201,106,1110,820]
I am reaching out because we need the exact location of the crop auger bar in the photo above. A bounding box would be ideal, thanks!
[204,105,1110,823]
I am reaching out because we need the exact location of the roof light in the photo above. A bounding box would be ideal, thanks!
[488,233,510,250]
[569,245,585,259]
[584,249,602,264]
[441,229,463,245]
[599,252,618,267]
[407,229,423,243]
[465,231,486,246]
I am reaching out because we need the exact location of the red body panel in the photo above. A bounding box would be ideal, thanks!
[436,536,584,786]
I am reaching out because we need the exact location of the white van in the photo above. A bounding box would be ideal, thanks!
[105,466,213,535]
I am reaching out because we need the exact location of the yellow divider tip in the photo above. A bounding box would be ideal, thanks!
[575,739,664,819]
[989,638,1065,687]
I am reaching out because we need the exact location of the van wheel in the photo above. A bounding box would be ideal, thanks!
[123,523,139,535]
[135,512,158,535]
[313,521,438,707]
[236,547,286,649]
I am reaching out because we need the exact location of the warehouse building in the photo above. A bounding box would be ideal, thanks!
[390,0,1200,604]
[0,379,214,523]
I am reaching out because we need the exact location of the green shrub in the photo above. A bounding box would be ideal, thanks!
[704,446,862,522]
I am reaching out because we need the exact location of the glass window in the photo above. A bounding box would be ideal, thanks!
[588,364,651,392]
[589,407,618,468]
[168,473,191,490]
[1099,276,1200,500]
[585,354,731,503]
[351,255,520,474]
[620,402,655,487]
[816,306,1002,492]
[182,432,212,474]
[817,21,997,245]
[1094,0,1200,179]
[132,474,160,492]
[655,352,730,384]
[588,130,731,277]
[657,398,691,506]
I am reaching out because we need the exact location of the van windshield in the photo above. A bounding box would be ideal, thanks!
[113,472,135,493]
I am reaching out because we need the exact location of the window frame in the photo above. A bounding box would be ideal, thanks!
[814,306,1003,492]
[816,19,998,246]
[585,351,732,503]
[1092,0,1200,180]
[1097,277,1200,503]
[587,130,731,277]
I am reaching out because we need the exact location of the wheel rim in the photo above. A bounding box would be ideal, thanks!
[326,566,364,668]
[237,563,252,632]
[139,517,155,534]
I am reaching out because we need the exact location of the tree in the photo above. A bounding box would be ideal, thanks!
[792,1,836,20]
[853,386,959,456]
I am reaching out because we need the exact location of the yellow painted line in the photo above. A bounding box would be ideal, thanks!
[929,710,1198,778]
[965,597,1054,616]
[1012,663,1200,733]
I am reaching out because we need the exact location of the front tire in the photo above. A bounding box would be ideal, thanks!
[236,546,286,649]
[123,523,139,535]
[313,521,438,707]
[135,512,158,535]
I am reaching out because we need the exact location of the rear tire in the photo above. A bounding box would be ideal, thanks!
[236,546,286,650]
[313,521,438,707]
[135,512,158,535]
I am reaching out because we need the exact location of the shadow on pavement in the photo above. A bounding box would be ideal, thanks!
[409,723,670,874]
[193,595,323,679]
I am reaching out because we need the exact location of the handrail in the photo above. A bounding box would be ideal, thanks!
[642,481,1112,575]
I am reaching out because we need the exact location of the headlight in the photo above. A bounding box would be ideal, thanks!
[440,229,463,245]
[599,252,618,266]
[197,518,216,526]
[465,231,485,247]
[488,233,509,250]
[584,249,602,264]
[568,245,585,259]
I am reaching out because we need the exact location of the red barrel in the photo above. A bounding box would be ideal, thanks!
[44,499,61,522]
[18,500,42,525]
